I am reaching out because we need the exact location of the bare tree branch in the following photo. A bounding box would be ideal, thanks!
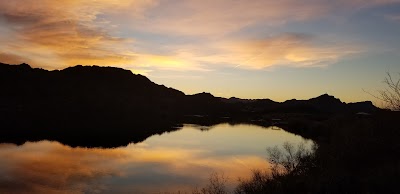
[365,72,400,111]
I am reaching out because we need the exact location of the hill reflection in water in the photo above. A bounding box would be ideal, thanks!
[0,124,311,194]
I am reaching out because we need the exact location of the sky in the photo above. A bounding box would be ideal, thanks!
[0,0,399,104]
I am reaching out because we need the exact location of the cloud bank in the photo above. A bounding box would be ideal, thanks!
[0,0,154,68]
[0,0,397,71]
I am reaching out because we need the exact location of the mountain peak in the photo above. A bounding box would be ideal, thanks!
[315,93,335,99]
[62,65,133,75]
[311,93,342,103]
[19,63,32,69]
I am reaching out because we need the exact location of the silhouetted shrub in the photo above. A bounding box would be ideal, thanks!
[235,141,316,194]
[366,72,400,111]
[193,172,229,194]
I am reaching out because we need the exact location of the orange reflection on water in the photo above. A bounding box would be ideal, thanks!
[0,141,127,194]
[0,124,309,194]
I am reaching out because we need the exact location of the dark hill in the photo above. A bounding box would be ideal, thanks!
[221,93,377,115]
[0,63,193,146]
[0,63,186,128]
[0,63,379,146]
[279,94,346,113]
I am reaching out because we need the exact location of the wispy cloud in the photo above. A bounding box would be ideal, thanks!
[0,0,155,69]
[0,0,395,72]
[131,0,330,36]
[133,52,212,72]
[157,33,362,70]
[222,33,361,69]
[129,0,400,36]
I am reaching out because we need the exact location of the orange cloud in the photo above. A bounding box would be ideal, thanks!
[0,52,29,64]
[0,0,155,69]
[0,0,394,72]
[161,33,361,70]
[133,52,213,72]
[228,34,360,69]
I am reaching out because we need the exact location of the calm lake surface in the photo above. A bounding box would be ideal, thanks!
[0,124,311,194]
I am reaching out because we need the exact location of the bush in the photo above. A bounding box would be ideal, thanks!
[193,172,229,194]
[235,142,316,194]
[367,72,400,110]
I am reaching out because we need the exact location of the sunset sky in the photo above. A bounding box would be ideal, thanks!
[0,0,399,103]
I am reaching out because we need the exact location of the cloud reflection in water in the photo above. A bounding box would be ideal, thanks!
[0,124,310,193]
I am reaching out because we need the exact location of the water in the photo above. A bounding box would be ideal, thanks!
[0,124,311,194]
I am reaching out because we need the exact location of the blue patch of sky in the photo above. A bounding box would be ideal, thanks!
[343,3,400,48]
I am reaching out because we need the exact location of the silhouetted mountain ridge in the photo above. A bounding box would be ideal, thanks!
[222,93,376,114]
[0,63,186,129]
[0,62,379,146]
[0,63,378,119]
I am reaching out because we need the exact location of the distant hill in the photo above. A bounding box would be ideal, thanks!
[222,93,377,114]
[0,62,379,146]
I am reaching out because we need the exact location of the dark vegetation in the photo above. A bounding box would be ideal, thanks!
[191,75,400,193]
[192,111,399,194]
[236,111,400,193]
[366,72,400,111]
[192,172,229,194]
[1,62,399,193]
